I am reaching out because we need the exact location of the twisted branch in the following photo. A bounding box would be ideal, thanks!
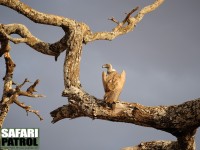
[83,0,164,43]
[0,51,45,126]
[14,99,43,121]
[0,0,75,27]
[3,0,197,149]
[0,24,69,59]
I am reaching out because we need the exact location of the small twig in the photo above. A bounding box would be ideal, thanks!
[19,91,45,98]
[27,109,43,121]
[26,79,40,94]
[122,6,139,24]
[14,99,43,121]
[17,78,31,89]
[108,17,119,24]
[108,6,139,26]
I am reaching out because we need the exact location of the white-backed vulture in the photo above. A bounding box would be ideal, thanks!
[102,64,126,104]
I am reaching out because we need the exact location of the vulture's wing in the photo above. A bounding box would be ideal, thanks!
[106,72,121,92]
[102,71,107,92]
[103,70,126,103]
[119,70,126,89]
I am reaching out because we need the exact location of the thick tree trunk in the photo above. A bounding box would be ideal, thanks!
[177,129,196,150]
[63,24,83,88]
[0,105,10,128]
[0,52,15,128]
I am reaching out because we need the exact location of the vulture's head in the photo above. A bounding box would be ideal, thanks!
[102,63,116,73]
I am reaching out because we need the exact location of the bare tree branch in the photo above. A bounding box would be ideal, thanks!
[122,6,139,24]
[52,88,200,133]
[122,141,178,150]
[2,0,198,149]
[17,78,31,88]
[0,52,16,127]
[0,24,68,58]
[51,87,199,149]
[108,17,120,25]
[0,0,75,27]
[26,79,39,94]
[83,0,164,43]
[0,0,164,59]
[14,99,43,121]
[0,51,45,127]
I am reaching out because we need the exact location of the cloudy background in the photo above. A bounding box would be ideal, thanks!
[0,0,200,149]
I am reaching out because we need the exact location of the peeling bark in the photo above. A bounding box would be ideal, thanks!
[1,0,198,149]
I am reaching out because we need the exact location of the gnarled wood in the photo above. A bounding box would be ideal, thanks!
[0,51,14,127]
[52,88,200,133]
[51,87,199,150]
[0,0,74,27]
[0,50,45,127]
[1,0,198,149]
[122,141,178,150]
[83,0,164,43]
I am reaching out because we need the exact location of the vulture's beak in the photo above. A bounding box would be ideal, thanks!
[102,65,106,68]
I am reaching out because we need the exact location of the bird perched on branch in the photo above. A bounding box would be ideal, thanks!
[102,64,126,107]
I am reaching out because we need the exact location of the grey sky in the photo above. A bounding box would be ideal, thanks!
[0,0,200,149]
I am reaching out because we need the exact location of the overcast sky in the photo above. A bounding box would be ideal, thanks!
[0,0,200,149]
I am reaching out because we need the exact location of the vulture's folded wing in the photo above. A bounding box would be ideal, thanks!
[119,70,126,89]
[102,71,107,92]
[106,72,121,91]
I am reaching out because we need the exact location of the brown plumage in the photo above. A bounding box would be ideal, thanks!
[102,64,126,104]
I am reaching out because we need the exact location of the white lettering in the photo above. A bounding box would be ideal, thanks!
[8,129,16,137]
[15,129,21,137]
[1,128,39,138]
[1,129,8,137]
[27,129,34,137]
[34,129,39,138]
[20,129,28,137]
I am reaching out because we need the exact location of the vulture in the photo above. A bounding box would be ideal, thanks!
[102,64,126,104]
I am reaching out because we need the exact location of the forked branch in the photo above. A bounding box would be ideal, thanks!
[3,0,197,150]
[0,48,45,127]
[83,0,164,43]
[14,99,43,121]
[0,24,68,58]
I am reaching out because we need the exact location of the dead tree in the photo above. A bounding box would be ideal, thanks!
[0,48,44,128]
[0,0,199,149]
